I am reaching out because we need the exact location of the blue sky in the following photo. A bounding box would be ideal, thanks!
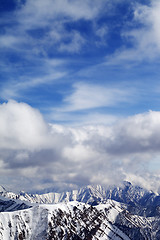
[1,0,159,124]
[1,0,160,192]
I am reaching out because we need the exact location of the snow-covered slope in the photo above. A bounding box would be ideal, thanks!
[0,200,154,240]
[0,185,105,204]
[0,183,160,239]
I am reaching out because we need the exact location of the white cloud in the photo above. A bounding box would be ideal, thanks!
[59,31,85,53]
[49,111,118,126]
[49,111,160,191]
[106,1,160,65]
[1,60,67,100]
[107,111,160,154]
[133,1,160,50]
[0,0,110,59]
[96,26,108,38]
[0,100,51,150]
[0,35,21,48]
[0,0,110,101]
[1,101,160,192]
[60,82,132,112]
[17,0,106,28]
[95,25,108,46]
[126,172,160,194]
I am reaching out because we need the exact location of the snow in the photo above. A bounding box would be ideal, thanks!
[95,199,124,223]
[0,200,131,239]
[0,183,158,239]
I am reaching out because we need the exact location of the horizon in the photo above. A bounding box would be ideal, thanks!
[1,0,160,193]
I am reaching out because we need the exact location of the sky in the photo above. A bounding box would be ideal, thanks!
[1,0,160,193]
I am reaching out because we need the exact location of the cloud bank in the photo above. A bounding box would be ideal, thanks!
[1,101,160,192]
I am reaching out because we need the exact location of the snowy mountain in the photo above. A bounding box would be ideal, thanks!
[0,195,31,213]
[0,200,155,240]
[1,182,160,217]
[0,185,105,204]
[0,182,160,239]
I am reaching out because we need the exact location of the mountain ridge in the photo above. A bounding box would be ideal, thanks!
[0,200,155,240]
[0,182,160,239]
[0,181,159,217]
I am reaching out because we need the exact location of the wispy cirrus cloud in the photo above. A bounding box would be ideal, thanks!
[59,31,86,53]
[0,0,107,52]
[48,82,136,124]
[0,0,110,103]
[17,0,107,28]
[2,71,66,100]
[60,82,133,112]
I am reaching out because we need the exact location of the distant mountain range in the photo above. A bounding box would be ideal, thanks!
[0,182,160,239]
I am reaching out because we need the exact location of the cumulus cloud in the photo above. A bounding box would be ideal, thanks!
[0,100,52,150]
[1,101,160,192]
[95,111,160,155]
